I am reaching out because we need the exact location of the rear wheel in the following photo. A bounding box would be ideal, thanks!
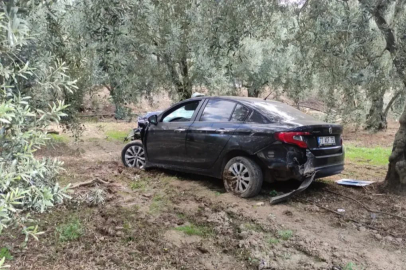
[223,156,263,198]
[121,141,146,168]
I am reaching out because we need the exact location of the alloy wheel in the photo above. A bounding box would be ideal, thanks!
[226,162,251,193]
[124,145,145,168]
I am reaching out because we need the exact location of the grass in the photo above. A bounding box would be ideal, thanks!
[0,247,12,261]
[130,181,147,191]
[278,229,293,240]
[267,237,279,245]
[149,194,169,214]
[175,224,213,237]
[56,218,83,242]
[344,262,364,270]
[345,145,391,166]
[243,222,263,232]
[48,134,69,144]
[105,130,129,141]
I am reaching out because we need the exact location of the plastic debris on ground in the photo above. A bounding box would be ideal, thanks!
[335,179,374,187]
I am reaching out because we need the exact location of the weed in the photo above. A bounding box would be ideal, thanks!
[56,218,83,242]
[344,262,364,270]
[267,237,279,245]
[214,191,222,196]
[0,247,12,261]
[345,145,391,166]
[130,181,146,191]
[269,190,278,197]
[105,130,129,141]
[278,229,293,240]
[176,213,186,219]
[175,224,213,237]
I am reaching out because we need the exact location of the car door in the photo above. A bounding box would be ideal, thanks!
[185,99,250,169]
[146,100,202,166]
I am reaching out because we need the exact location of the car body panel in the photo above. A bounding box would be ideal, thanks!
[131,96,344,182]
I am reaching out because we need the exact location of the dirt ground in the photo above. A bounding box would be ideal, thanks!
[2,120,406,270]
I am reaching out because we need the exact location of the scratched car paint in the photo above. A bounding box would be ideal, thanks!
[122,96,345,198]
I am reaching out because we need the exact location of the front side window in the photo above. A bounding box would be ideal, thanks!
[200,99,236,122]
[162,101,199,123]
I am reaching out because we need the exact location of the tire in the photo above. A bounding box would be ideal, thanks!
[121,141,146,168]
[223,156,263,198]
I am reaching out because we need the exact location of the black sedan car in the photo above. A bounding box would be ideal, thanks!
[122,96,344,198]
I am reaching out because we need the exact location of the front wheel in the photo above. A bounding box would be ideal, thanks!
[223,156,263,198]
[121,141,146,168]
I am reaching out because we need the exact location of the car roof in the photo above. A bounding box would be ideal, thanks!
[187,96,281,105]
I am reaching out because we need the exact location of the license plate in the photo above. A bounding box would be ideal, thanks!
[318,136,336,146]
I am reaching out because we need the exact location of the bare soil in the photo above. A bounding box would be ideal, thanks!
[2,121,406,270]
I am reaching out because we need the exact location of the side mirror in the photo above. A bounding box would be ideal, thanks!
[148,114,158,125]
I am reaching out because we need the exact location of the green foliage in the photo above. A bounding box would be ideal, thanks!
[0,248,12,261]
[345,145,391,166]
[278,230,293,240]
[105,130,128,141]
[344,262,364,270]
[0,3,72,240]
[48,134,69,144]
[175,224,213,237]
[56,218,83,242]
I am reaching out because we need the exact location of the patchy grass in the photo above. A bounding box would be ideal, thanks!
[130,181,147,191]
[105,130,129,141]
[278,230,293,240]
[344,262,364,270]
[345,145,391,166]
[56,218,83,242]
[243,222,263,232]
[0,247,12,261]
[149,194,170,214]
[175,224,213,237]
[48,134,69,144]
[267,237,279,245]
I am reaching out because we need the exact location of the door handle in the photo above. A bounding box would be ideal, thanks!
[175,128,186,133]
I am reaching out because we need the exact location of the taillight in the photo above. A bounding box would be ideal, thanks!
[275,132,310,148]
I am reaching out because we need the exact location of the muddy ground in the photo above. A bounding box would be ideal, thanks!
[1,120,406,270]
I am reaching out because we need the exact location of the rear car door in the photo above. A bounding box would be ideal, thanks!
[146,100,201,166]
[185,99,249,169]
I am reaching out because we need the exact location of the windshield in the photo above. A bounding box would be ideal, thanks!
[246,100,317,123]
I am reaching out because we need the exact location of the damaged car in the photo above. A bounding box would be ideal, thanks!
[122,96,344,198]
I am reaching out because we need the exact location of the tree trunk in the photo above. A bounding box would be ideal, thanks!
[365,90,387,131]
[384,104,406,190]
[247,87,260,98]
[358,0,406,191]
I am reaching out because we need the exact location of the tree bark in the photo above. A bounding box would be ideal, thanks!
[359,0,406,190]
[365,89,387,131]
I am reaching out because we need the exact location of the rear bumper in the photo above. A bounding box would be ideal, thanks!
[257,146,344,181]
[315,163,344,178]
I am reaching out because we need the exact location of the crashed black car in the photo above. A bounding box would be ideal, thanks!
[122,96,344,198]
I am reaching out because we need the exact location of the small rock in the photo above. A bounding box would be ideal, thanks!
[358,226,366,232]
[396,238,403,243]
[256,202,265,206]
[395,250,402,254]
[385,235,394,242]
[283,210,293,216]
[375,234,383,240]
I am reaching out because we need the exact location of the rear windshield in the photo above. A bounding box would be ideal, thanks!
[245,100,317,123]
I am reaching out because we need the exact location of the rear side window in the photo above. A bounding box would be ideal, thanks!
[200,99,236,122]
[230,104,249,122]
[247,110,270,124]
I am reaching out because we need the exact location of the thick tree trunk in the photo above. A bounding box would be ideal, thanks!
[358,0,406,190]
[365,91,387,131]
[385,104,406,190]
